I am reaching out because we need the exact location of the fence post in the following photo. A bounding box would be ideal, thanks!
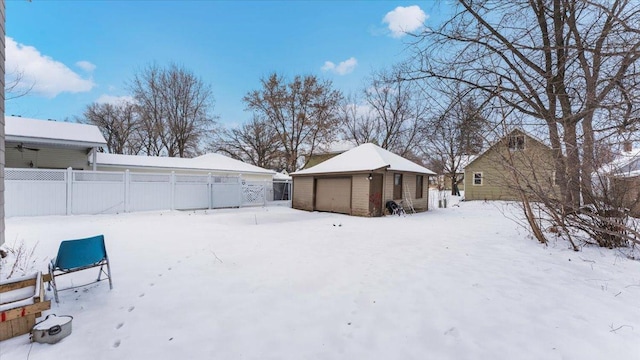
[170,171,176,210]
[264,180,268,204]
[124,170,130,213]
[66,167,73,215]
[239,175,244,207]
[208,173,212,209]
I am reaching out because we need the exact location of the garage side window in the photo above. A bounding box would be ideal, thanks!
[416,175,423,199]
[394,173,403,199]
[473,172,483,186]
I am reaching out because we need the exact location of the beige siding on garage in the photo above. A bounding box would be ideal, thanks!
[315,177,352,214]
[412,175,429,211]
[383,172,429,213]
[351,175,370,217]
[292,176,314,211]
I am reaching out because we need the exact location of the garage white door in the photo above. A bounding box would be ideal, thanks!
[315,177,351,214]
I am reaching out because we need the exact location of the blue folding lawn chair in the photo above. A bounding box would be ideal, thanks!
[48,234,113,303]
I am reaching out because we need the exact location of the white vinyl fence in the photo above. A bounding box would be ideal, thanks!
[5,168,273,218]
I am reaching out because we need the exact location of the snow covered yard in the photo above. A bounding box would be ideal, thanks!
[1,200,639,360]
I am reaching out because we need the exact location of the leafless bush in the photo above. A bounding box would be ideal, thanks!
[0,239,40,280]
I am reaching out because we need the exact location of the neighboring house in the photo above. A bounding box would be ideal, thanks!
[305,151,345,169]
[5,116,107,170]
[464,129,557,201]
[442,155,477,192]
[603,147,640,217]
[303,140,354,168]
[291,143,436,217]
[91,152,275,181]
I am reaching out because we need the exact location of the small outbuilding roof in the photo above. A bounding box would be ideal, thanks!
[93,152,275,175]
[6,116,107,148]
[292,143,435,176]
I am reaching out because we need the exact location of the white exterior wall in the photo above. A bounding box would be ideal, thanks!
[1,0,5,245]
[6,145,92,170]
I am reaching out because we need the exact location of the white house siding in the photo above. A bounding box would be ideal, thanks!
[1,0,5,245]
[6,146,90,170]
[351,175,370,217]
[292,176,314,211]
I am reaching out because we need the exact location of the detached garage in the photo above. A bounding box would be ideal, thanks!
[291,143,435,217]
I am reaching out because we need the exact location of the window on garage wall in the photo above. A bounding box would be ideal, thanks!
[416,175,423,198]
[394,173,403,199]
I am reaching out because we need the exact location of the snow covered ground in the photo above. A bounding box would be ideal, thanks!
[1,199,639,360]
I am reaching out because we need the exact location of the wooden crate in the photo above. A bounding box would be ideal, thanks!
[0,272,51,341]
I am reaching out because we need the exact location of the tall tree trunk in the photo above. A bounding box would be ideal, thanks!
[563,121,582,209]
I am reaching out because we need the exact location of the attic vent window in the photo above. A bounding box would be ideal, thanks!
[508,135,525,150]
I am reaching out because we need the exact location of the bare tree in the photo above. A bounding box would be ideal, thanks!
[6,68,35,100]
[410,0,640,208]
[244,73,342,172]
[79,101,140,154]
[409,0,640,248]
[338,93,379,146]
[211,115,283,170]
[425,91,487,195]
[351,67,428,157]
[130,63,217,157]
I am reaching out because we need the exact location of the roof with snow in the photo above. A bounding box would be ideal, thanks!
[93,152,275,175]
[602,149,640,178]
[6,116,107,148]
[291,143,435,176]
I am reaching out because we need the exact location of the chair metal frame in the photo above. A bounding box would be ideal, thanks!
[48,235,113,303]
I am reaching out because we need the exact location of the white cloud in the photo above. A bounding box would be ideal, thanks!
[321,57,358,75]
[96,94,136,105]
[76,60,97,72]
[6,37,95,98]
[382,5,428,38]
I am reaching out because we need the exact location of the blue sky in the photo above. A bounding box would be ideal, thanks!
[7,1,447,126]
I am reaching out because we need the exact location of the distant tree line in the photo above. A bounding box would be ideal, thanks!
[80,63,217,158]
[79,0,640,251]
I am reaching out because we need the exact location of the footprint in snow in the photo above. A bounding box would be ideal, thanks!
[128,306,135,312]
[116,323,124,329]
[113,340,121,348]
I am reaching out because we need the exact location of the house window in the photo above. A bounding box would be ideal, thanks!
[416,175,424,199]
[473,172,483,186]
[508,135,525,150]
[394,173,403,199]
